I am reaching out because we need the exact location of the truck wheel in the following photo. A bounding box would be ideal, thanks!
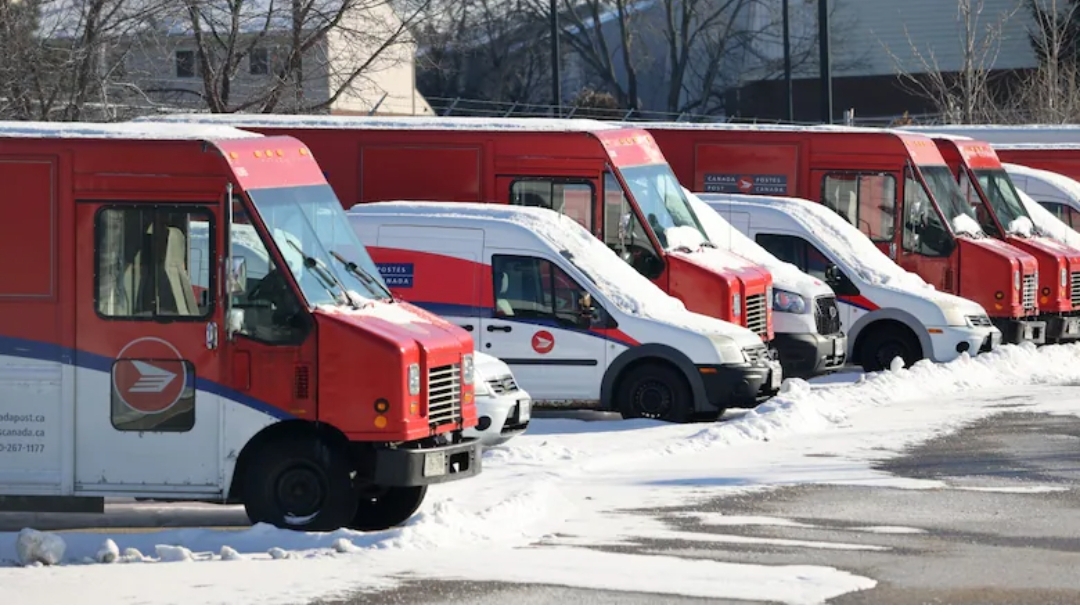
[242,436,358,532]
[615,363,693,423]
[349,485,428,532]
[860,326,921,372]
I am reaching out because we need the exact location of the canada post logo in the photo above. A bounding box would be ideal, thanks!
[377,263,414,288]
[112,337,190,414]
[703,173,788,195]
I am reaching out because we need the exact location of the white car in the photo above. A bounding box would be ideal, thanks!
[701,193,1002,371]
[1003,162,1080,232]
[466,352,531,446]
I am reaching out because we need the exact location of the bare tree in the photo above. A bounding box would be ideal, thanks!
[882,0,1021,123]
[1015,0,1080,122]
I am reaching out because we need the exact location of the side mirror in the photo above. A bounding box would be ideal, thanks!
[228,256,247,295]
[577,293,597,328]
[825,264,841,284]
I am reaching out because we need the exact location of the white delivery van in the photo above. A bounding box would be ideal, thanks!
[1003,162,1080,232]
[348,201,781,423]
[681,188,847,379]
[467,352,532,446]
[698,193,1002,371]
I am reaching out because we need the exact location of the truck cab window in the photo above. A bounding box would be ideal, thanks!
[903,168,953,257]
[96,206,213,320]
[821,172,896,242]
[509,179,595,230]
[755,233,834,283]
[229,201,309,345]
[492,255,601,328]
[602,171,663,279]
[958,172,1000,237]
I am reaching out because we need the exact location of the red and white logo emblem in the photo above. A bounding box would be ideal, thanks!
[531,331,555,354]
[737,176,754,193]
[112,337,188,414]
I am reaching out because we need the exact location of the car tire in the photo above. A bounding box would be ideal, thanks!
[349,485,428,532]
[615,362,694,423]
[860,325,922,372]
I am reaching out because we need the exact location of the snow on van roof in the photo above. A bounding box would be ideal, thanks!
[348,200,763,343]
[1003,162,1080,204]
[1014,186,1080,250]
[697,193,948,298]
[682,190,821,290]
[132,114,622,134]
[0,120,259,141]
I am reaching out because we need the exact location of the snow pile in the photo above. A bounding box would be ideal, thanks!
[155,545,195,563]
[684,190,819,289]
[1017,188,1080,250]
[350,201,763,344]
[1008,215,1036,237]
[952,213,984,237]
[663,225,708,251]
[662,217,765,275]
[15,529,65,566]
[95,539,119,564]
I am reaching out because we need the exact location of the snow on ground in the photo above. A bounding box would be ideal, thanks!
[4,343,1080,603]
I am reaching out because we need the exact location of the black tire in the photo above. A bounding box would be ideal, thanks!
[349,485,428,532]
[859,325,922,372]
[241,436,358,532]
[614,362,694,423]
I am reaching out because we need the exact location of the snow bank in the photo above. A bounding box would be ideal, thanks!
[684,190,818,289]
[15,529,65,566]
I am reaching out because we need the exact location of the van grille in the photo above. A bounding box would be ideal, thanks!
[746,292,768,337]
[427,364,461,427]
[486,374,519,395]
[1071,271,1080,307]
[814,296,842,335]
[967,314,993,327]
[743,345,770,365]
[1022,273,1037,311]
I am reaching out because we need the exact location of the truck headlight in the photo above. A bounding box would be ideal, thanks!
[1062,267,1068,287]
[732,292,742,317]
[773,289,809,314]
[408,363,421,396]
[462,353,475,385]
[1014,270,1021,290]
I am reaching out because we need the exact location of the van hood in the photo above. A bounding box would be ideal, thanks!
[778,271,834,301]
[474,351,512,379]
[861,282,989,326]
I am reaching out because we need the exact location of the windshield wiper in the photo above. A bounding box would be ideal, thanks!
[285,239,357,308]
[700,240,718,249]
[329,250,394,302]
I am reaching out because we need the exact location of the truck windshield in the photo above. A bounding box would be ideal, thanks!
[247,184,391,306]
[919,165,982,236]
[973,168,1031,232]
[617,163,707,249]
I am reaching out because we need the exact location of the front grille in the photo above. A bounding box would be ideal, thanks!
[486,374,519,395]
[743,345,770,365]
[745,292,768,337]
[813,296,842,335]
[427,363,461,427]
[1022,273,1037,311]
[1070,271,1080,307]
[966,314,993,327]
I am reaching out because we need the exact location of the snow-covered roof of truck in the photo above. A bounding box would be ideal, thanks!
[621,121,909,137]
[347,200,761,342]
[131,114,624,134]
[904,125,1080,145]
[993,142,1080,150]
[0,121,260,141]
[894,129,976,142]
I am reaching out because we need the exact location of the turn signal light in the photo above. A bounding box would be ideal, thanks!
[995,291,1005,300]
[374,398,390,413]
[374,415,387,429]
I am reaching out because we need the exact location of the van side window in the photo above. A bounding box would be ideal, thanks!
[229,200,310,345]
[509,179,595,230]
[492,255,596,327]
[755,234,833,283]
[96,206,214,320]
[821,172,896,243]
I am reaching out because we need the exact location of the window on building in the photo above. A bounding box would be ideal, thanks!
[491,255,597,327]
[821,172,896,242]
[176,50,196,78]
[250,48,269,75]
[96,206,214,320]
[509,178,595,230]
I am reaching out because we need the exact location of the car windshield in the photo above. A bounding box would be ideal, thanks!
[617,163,707,249]
[974,168,1031,232]
[246,184,391,306]
[919,165,982,235]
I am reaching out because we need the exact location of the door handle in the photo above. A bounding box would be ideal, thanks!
[462,324,474,331]
[487,325,512,332]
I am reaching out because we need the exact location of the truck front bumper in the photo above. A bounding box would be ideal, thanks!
[372,438,482,487]
[772,332,846,380]
[1042,313,1080,343]
[991,317,1047,345]
[698,359,783,410]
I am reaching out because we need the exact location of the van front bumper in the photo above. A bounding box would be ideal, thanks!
[698,359,783,409]
[372,438,482,487]
[929,325,1002,362]
[772,332,846,379]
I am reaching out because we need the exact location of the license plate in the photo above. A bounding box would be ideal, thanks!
[833,337,845,356]
[1068,320,1080,335]
[771,362,783,388]
[517,398,531,422]
[423,451,446,477]
[1023,326,1034,340]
